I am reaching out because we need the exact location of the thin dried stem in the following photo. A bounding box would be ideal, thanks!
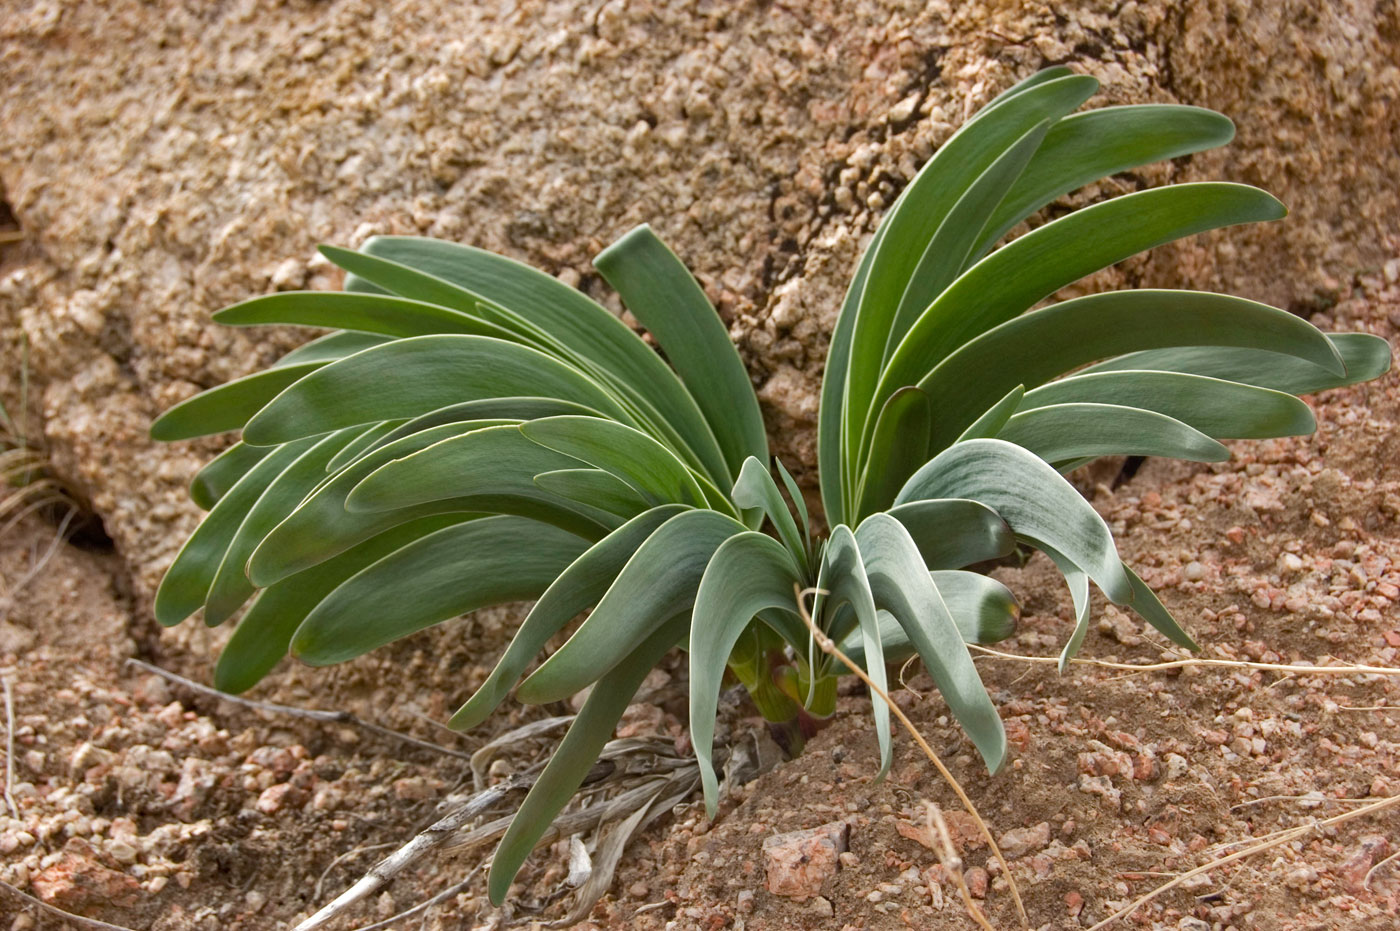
[1364,848,1400,890]
[125,659,473,761]
[1086,793,1400,931]
[2,675,16,818]
[341,865,482,931]
[0,879,141,930]
[968,644,1400,678]
[796,585,1026,930]
[926,802,995,931]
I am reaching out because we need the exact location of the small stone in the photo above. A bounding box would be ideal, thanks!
[1340,835,1390,893]
[736,889,755,914]
[106,840,138,865]
[255,782,308,814]
[997,822,1050,858]
[762,821,849,899]
[1183,560,1205,581]
[1065,890,1084,917]
[964,866,988,898]
[30,838,141,911]
[808,895,834,917]
[1178,918,1212,931]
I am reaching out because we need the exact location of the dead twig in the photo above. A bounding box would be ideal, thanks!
[796,585,1026,930]
[0,879,141,931]
[294,776,531,931]
[926,802,996,931]
[339,865,482,931]
[1364,848,1400,891]
[125,658,473,761]
[968,644,1400,678]
[1086,793,1400,931]
[2,674,17,818]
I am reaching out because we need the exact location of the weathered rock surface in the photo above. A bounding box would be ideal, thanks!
[1,0,1396,617]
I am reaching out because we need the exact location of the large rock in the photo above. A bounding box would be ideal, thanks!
[1,0,1395,616]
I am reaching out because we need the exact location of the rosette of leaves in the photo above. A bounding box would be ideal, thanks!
[151,67,1390,902]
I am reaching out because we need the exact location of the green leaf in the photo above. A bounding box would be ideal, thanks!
[998,402,1230,464]
[840,571,1019,664]
[488,612,688,904]
[896,438,1132,603]
[190,443,270,510]
[594,225,768,482]
[853,386,933,520]
[272,330,389,367]
[885,498,1016,569]
[730,457,806,563]
[370,398,600,452]
[885,119,1054,357]
[853,513,1006,773]
[292,516,589,665]
[204,429,364,627]
[877,184,1290,436]
[247,421,516,586]
[532,469,651,521]
[242,335,634,446]
[1038,543,1093,672]
[324,421,401,474]
[153,437,315,626]
[984,66,1078,108]
[515,509,748,704]
[920,290,1345,455]
[1079,332,1392,395]
[353,236,732,486]
[214,515,470,694]
[955,386,1025,443]
[448,505,689,731]
[773,458,811,547]
[1126,565,1198,651]
[520,415,715,512]
[689,531,805,814]
[843,76,1096,492]
[974,105,1238,259]
[1021,371,1315,439]
[212,291,518,339]
[151,363,324,442]
[813,526,892,775]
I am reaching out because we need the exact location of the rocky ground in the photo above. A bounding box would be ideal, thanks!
[1,0,1399,929]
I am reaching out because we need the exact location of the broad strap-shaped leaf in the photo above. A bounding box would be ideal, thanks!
[839,572,1019,663]
[448,505,689,731]
[843,76,1098,489]
[876,184,1290,444]
[920,290,1346,455]
[190,442,270,510]
[204,429,364,627]
[272,330,388,367]
[292,516,590,665]
[348,235,732,485]
[242,335,634,446]
[532,469,651,521]
[1021,371,1315,439]
[813,526,892,777]
[1038,543,1094,672]
[151,363,324,442]
[1079,332,1392,395]
[955,386,1025,444]
[984,65,1077,108]
[885,498,1016,569]
[853,386,933,519]
[884,119,1054,358]
[520,415,715,512]
[370,397,600,453]
[213,291,519,340]
[853,514,1006,772]
[1126,566,1198,650]
[774,458,811,546]
[730,457,806,564]
[248,420,518,586]
[689,531,806,814]
[214,515,471,694]
[488,612,689,904]
[896,439,1132,603]
[998,402,1230,465]
[594,225,768,482]
[973,104,1237,260]
[324,421,401,474]
[153,437,315,626]
[515,509,749,704]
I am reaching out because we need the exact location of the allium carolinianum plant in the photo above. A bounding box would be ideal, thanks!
[151,68,1390,900]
